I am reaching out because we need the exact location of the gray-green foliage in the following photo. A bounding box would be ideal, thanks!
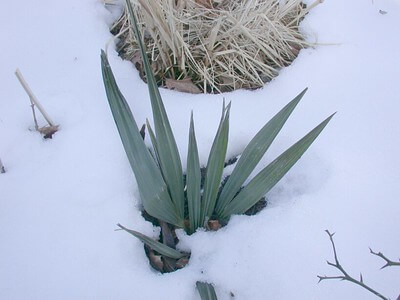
[117,224,185,259]
[196,282,218,300]
[201,102,231,222]
[187,113,202,233]
[101,0,333,272]
[101,51,183,228]
[125,0,185,221]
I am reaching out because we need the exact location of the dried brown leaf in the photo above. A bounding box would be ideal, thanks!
[176,257,190,269]
[207,220,222,231]
[130,50,145,79]
[165,78,202,94]
[146,246,164,272]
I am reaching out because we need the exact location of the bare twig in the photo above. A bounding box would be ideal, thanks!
[318,230,388,300]
[370,248,400,269]
[0,158,5,173]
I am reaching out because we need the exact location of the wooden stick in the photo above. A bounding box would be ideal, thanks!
[30,100,39,131]
[15,68,56,127]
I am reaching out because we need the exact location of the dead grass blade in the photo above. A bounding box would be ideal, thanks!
[113,0,321,93]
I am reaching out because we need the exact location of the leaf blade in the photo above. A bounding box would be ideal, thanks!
[117,224,185,259]
[101,51,182,227]
[125,0,185,220]
[201,103,231,222]
[187,113,202,233]
[221,113,334,219]
[215,89,307,216]
[146,119,161,166]
[196,282,218,300]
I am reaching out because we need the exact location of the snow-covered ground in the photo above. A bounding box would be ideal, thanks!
[1,0,399,299]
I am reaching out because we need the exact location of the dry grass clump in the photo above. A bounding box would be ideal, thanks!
[111,0,322,93]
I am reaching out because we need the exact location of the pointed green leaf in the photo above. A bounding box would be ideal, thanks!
[117,224,186,259]
[101,51,182,227]
[202,103,231,222]
[221,113,334,219]
[125,0,185,220]
[187,113,202,233]
[196,282,218,300]
[146,119,161,166]
[215,89,307,216]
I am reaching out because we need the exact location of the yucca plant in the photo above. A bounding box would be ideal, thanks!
[102,0,333,276]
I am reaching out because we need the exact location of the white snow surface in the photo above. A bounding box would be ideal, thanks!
[1,0,400,299]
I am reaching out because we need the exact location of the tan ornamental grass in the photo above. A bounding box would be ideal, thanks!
[111,0,323,93]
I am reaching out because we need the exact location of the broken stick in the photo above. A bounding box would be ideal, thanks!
[15,69,59,138]
[15,68,56,127]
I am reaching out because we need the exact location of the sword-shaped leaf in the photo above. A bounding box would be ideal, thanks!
[146,119,161,166]
[117,224,186,259]
[196,282,218,300]
[221,113,335,219]
[125,0,185,220]
[215,88,307,216]
[187,113,202,233]
[101,51,182,227]
[202,103,231,222]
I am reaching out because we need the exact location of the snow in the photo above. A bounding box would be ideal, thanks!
[1,0,399,299]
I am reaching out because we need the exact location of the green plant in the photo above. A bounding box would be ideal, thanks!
[101,0,333,280]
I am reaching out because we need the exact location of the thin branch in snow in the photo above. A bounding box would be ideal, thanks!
[318,230,388,300]
[15,68,59,138]
[370,248,400,269]
[0,158,5,173]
